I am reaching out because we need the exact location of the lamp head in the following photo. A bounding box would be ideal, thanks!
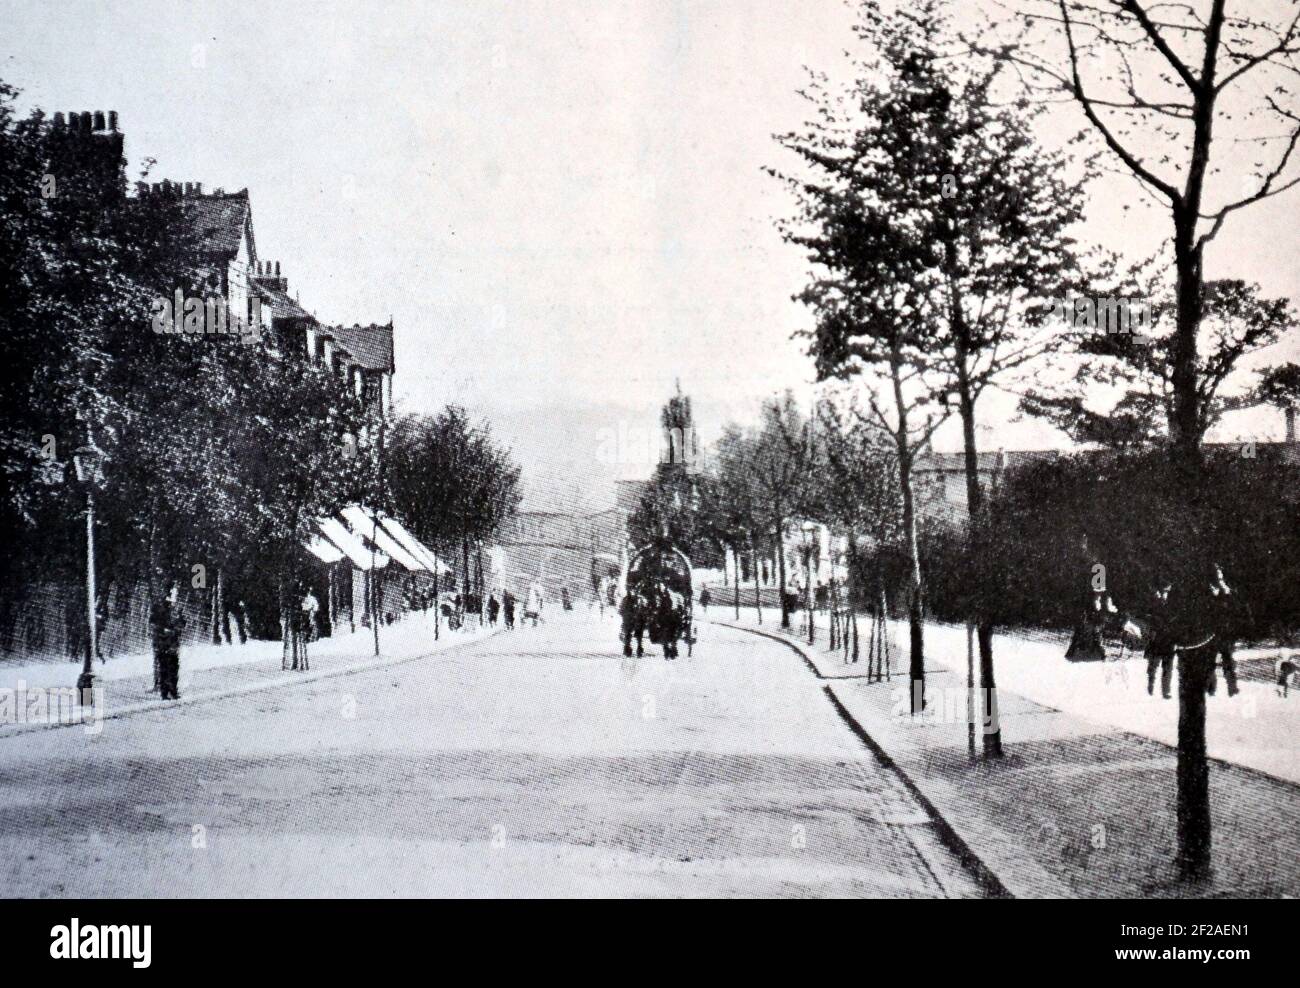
[72,440,105,487]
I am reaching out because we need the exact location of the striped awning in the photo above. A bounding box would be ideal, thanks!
[318,516,389,571]
[340,505,425,573]
[376,513,452,576]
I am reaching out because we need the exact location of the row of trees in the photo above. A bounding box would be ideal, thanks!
[640,0,1299,879]
[769,0,1299,762]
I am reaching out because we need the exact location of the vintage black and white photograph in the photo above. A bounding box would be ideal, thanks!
[0,0,1297,920]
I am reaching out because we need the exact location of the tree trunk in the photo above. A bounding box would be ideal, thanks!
[1170,208,1206,472]
[892,358,925,713]
[1177,642,1214,880]
[955,364,1002,757]
[462,537,470,615]
[211,567,221,645]
[776,518,789,629]
[733,553,740,620]
[750,538,762,624]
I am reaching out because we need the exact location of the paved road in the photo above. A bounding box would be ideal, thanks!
[0,615,987,897]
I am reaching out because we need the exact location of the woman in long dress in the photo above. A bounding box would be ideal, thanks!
[1065,534,1110,662]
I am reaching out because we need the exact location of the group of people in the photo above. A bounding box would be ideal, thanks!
[484,583,548,629]
[1066,545,1242,700]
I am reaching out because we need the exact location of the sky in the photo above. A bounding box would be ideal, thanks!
[3,0,1298,511]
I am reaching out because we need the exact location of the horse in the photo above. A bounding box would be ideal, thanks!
[620,586,653,657]
[648,585,690,659]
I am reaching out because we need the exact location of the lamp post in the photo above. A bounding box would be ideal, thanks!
[72,431,105,704]
[802,523,816,645]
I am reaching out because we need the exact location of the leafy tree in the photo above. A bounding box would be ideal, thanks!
[387,406,522,608]
[747,392,818,630]
[814,398,902,660]
[1024,277,1298,447]
[703,424,767,620]
[771,2,962,709]
[996,0,1300,474]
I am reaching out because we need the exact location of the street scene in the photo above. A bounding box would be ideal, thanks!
[1,0,1298,909]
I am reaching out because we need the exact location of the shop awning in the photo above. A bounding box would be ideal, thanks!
[340,505,425,572]
[318,516,389,571]
[376,513,452,576]
[304,532,346,565]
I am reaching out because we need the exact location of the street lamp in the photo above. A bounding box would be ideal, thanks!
[72,431,105,705]
[802,523,817,645]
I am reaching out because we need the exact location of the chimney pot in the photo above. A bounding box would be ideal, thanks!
[53,112,65,127]
[275,262,281,276]
[93,111,105,131]
[194,182,202,195]
[136,182,148,197]
[108,110,118,131]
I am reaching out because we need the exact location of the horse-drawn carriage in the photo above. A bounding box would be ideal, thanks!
[619,545,694,659]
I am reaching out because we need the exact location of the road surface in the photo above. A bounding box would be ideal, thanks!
[0,614,987,897]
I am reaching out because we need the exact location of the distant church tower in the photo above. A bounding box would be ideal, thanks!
[661,381,699,474]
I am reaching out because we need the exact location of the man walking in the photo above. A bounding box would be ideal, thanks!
[1145,579,1176,699]
[503,591,515,630]
[301,586,320,643]
[488,594,500,626]
[150,583,185,701]
[1207,563,1241,697]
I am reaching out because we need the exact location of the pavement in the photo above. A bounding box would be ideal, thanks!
[0,611,989,898]
[709,605,1300,898]
[0,608,498,739]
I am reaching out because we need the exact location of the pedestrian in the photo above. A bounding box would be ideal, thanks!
[488,594,500,626]
[503,591,515,630]
[1277,654,1299,697]
[301,586,320,643]
[561,587,573,611]
[1144,578,1176,699]
[700,587,711,612]
[224,592,248,645]
[150,582,185,701]
[1065,534,1111,662]
[525,582,544,627]
[1207,562,1241,697]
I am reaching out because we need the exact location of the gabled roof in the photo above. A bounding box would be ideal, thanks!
[326,322,394,373]
[252,280,312,320]
[179,189,254,262]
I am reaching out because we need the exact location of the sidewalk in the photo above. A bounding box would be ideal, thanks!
[0,609,500,738]
[709,607,1300,898]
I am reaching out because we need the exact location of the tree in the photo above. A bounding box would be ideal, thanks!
[387,406,522,610]
[747,392,818,631]
[1024,277,1298,447]
[986,0,1300,876]
[994,0,1300,473]
[814,398,903,663]
[785,0,1086,752]
[771,2,958,711]
[707,424,768,621]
